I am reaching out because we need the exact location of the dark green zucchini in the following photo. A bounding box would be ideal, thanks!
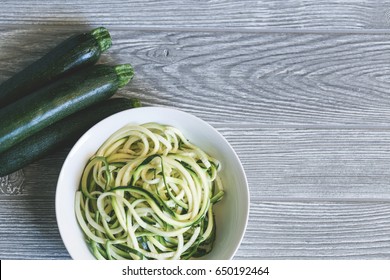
[0,27,112,108]
[0,64,134,154]
[0,97,141,177]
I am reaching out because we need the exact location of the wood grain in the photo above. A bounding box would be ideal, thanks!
[238,201,390,259]
[221,127,390,200]
[3,27,390,126]
[0,198,70,259]
[1,198,389,259]
[110,30,390,126]
[8,128,390,201]
[0,0,389,30]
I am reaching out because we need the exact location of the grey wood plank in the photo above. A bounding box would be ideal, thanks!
[1,198,389,259]
[0,27,390,127]
[3,27,390,126]
[3,127,390,200]
[0,0,388,30]
[223,126,390,200]
[109,30,390,126]
[0,198,70,260]
[236,201,390,259]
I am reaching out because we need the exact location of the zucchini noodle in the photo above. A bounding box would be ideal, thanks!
[75,122,224,260]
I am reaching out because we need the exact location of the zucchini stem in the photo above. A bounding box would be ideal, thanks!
[115,64,135,88]
[129,98,142,108]
[90,27,112,52]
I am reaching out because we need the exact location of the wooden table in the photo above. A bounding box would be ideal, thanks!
[1,0,390,260]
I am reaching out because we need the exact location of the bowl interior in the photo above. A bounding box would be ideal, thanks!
[56,106,249,260]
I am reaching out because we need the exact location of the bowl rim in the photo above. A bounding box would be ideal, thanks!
[55,106,250,260]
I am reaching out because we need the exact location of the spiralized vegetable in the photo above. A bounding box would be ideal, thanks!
[75,122,224,260]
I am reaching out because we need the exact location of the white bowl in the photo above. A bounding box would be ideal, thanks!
[55,106,249,260]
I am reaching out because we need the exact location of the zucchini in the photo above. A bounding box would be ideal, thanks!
[0,27,112,108]
[0,97,141,177]
[0,64,134,154]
